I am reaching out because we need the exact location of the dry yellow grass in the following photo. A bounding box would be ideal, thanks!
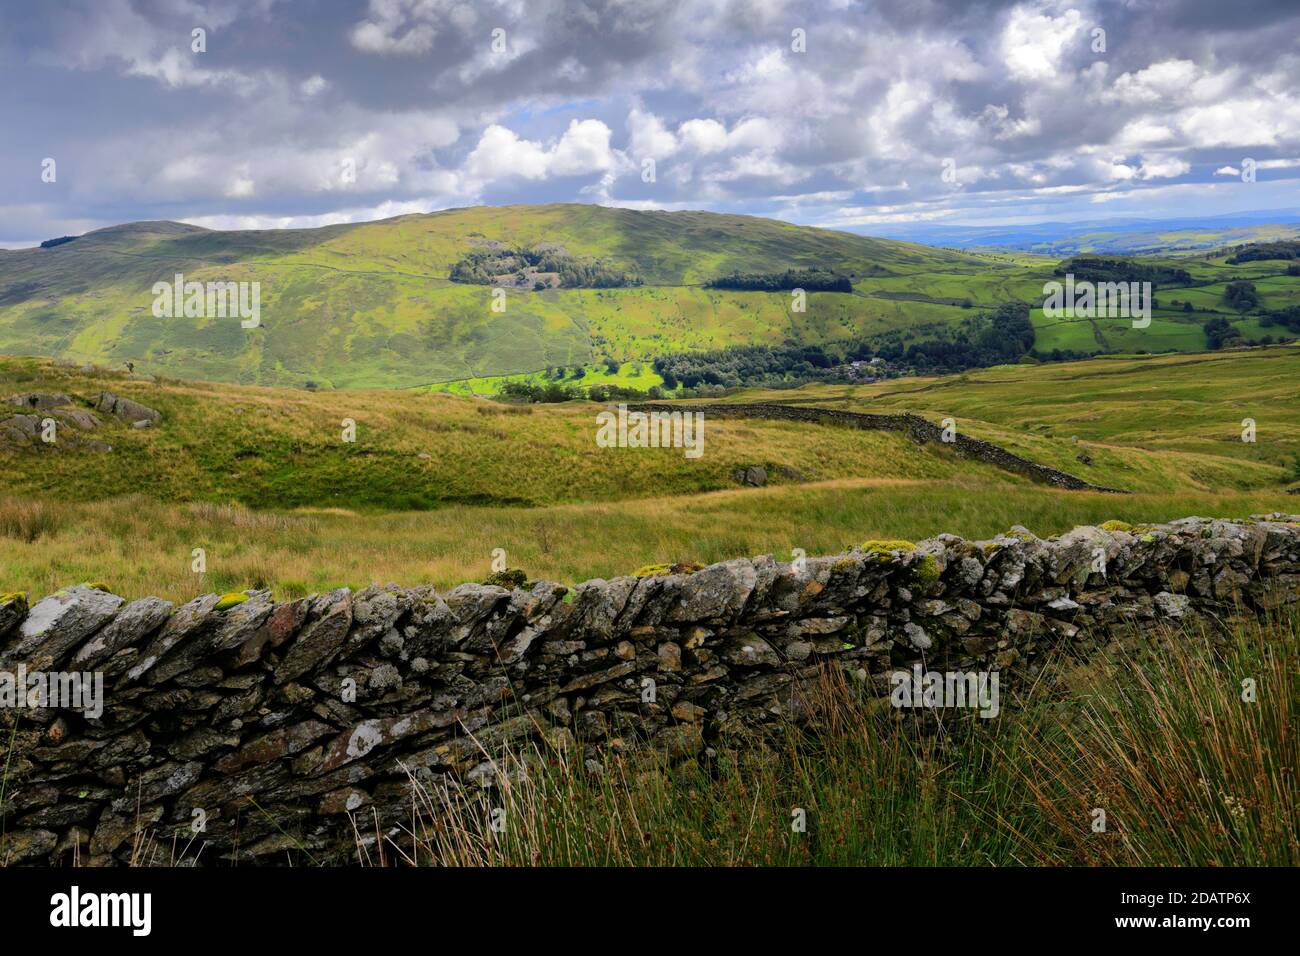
[2,481,1293,602]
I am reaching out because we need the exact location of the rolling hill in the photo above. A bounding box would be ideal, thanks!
[3,204,1299,392]
[0,205,986,389]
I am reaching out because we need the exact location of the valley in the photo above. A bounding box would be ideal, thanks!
[3,205,1297,391]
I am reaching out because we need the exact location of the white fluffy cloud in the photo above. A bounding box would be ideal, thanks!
[627,108,678,159]
[465,119,618,183]
[1000,6,1083,82]
[678,118,730,154]
[466,125,551,180]
[1138,156,1190,180]
[550,119,618,176]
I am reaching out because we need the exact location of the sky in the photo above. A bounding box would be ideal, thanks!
[2,0,1299,247]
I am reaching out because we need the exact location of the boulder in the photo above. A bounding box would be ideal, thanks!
[5,393,73,411]
[94,391,162,425]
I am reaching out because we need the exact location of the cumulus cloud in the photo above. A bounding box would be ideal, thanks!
[464,119,618,184]
[3,0,1300,246]
[465,125,551,181]
[349,0,438,56]
[1138,156,1191,180]
[999,6,1084,83]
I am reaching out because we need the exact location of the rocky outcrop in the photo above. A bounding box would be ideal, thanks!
[5,393,75,411]
[93,391,161,426]
[629,402,1126,492]
[0,393,109,453]
[2,514,1297,865]
[1,389,161,453]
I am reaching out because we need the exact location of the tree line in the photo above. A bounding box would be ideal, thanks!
[704,268,853,293]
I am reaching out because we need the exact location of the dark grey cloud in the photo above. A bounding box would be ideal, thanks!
[2,0,1299,245]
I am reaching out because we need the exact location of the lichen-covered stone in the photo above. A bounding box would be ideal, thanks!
[3,585,124,669]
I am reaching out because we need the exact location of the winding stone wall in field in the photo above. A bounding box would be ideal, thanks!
[2,514,1298,865]
[627,402,1127,492]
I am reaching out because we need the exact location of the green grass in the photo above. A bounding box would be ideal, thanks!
[723,344,1300,492]
[4,346,1299,602]
[6,204,1298,390]
[0,356,1000,510]
[2,482,1292,604]
[379,608,1298,866]
[429,360,664,396]
[0,205,985,389]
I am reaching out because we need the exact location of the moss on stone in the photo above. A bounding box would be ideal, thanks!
[912,554,941,586]
[483,569,528,589]
[858,539,915,564]
[1099,520,1133,533]
[831,556,858,572]
[214,591,250,611]
[859,539,915,553]
[633,562,703,578]
[0,591,28,609]
[81,581,111,592]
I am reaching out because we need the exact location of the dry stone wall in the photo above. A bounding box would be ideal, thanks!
[627,402,1127,492]
[2,514,1298,865]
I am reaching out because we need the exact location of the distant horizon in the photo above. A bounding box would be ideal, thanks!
[5,201,1299,253]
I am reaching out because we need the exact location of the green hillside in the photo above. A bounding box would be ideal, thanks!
[3,346,1297,602]
[0,205,976,389]
[3,204,1299,391]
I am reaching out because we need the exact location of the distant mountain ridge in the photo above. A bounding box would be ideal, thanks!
[861,211,1300,256]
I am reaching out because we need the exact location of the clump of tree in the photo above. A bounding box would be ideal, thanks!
[40,235,78,249]
[652,301,1038,388]
[497,380,663,404]
[1224,280,1259,310]
[1053,256,1191,286]
[1029,347,1095,363]
[890,302,1036,372]
[1204,317,1242,350]
[1225,240,1300,264]
[499,381,582,403]
[450,246,641,288]
[654,342,837,389]
[704,268,852,293]
[1260,305,1300,335]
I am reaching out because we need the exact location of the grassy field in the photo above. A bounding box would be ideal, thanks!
[0,357,1004,510]
[3,204,1297,391]
[722,344,1300,493]
[3,346,1298,603]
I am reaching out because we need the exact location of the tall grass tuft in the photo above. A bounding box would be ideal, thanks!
[0,498,63,543]
[1012,610,1298,866]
